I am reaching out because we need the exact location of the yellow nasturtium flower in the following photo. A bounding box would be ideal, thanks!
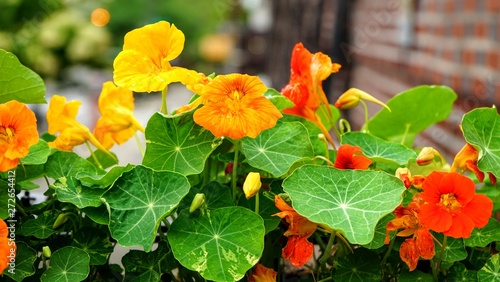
[93,82,145,149]
[47,95,109,152]
[113,21,202,93]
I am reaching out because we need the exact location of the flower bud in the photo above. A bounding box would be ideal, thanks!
[395,168,412,188]
[189,193,205,213]
[42,246,51,258]
[416,147,442,166]
[53,213,68,229]
[335,88,391,111]
[243,172,261,199]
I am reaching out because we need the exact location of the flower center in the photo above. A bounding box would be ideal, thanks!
[439,193,462,212]
[230,90,243,100]
[0,127,15,143]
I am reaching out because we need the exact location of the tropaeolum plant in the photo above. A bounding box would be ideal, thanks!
[1,21,499,282]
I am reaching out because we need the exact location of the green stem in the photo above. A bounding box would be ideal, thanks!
[15,201,27,216]
[86,141,103,170]
[319,230,336,266]
[433,235,447,281]
[232,141,240,203]
[360,99,369,133]
[160,85,169,114]
[401,123,411,145]
[134,131,145,157]
[254,192,260,214]
[381,236,396,271]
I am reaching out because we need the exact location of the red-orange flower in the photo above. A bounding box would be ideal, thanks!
[384,194,435,271]
[0,100,38,172]
[0,220,15,274]
[248,264,277,282]
[418,171,493,238]
[334,144,372,170]
[273,195,317,267]
[281,43,341,145]
[193,74,282,140]
[451,142,496,184]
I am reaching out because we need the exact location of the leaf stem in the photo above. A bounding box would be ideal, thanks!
[254,192,260,214]
[160,85,169,114]
[433,235,447,281]
[232,140,240,203]
[86,141,103,170]
[381,236,396,271]
[134,131,145,157]
[401,123,411,145]
[360,99,369,133]
[319,230,336,266]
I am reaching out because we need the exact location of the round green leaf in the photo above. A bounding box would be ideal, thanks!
[397,270,434,282]
[102,165,190,251]
[45,151,98,180]
[41,246,90,282]
[263,88,294,110]
[168,207,265,282]
[462,107,500,179]
[465,218,500,248]
[242,121,315,177]
[434,233,467,262]
[71,227,114,265]
[20,140,50,165]
[142,111,222,176]
[478,253,500,282]
[362,213,395,249]
[81,205,109,225]
[122,241,173,281]
[342,132,417,165]
[0,49,46,104]
[448,263,478,282]
[52,177,105,209]
[18,210,60,239]
[282,165,405,244]
[367,85,457,146]
[281,115,328,156]
[3,242,37,281]
[78,164,135,188]
[334,248,382,281]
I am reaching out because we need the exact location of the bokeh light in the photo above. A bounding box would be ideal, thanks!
[90,8,110,27]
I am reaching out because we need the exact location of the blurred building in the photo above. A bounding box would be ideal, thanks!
[266,0,500,160]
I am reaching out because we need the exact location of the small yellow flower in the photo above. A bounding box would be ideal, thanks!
[93,82,145,149]
[335,88,390,111]
[243,172,262,199]
[113,21,203,93]
[47,95,109,153]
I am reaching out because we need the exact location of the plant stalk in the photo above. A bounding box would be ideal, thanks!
[232,141,240,203]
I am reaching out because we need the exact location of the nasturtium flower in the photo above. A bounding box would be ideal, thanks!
[0,100,38,172]
[193,73,282,140]
[451,142,496,184]
[273,195,317,267]
[248,263,277,282]
[0,220,15,274]
[334,144,372,170]
[418,171,493,238]
[47,95,109,153]
[93,82,145,149]
[113,21,202,93]
[399,228,435,271]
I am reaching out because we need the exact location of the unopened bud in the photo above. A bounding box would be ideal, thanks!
[243,172,261,199]
[53,213,68,229]
[335,88,391,111]
[189,193,205,213]
[416,147,442,166]
[318,134,325,140]
[42,246,51,258]
[395,168,412,188]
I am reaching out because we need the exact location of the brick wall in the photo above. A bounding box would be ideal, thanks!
[342,0,500,160]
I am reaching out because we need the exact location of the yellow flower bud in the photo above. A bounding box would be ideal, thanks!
[416,147,442,166]
[243,172,261,199]
[395,167,412,188]
[42,246,52,258]
[189,193,206,213]
[335,88,391,111]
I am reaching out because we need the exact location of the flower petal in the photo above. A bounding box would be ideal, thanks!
[282,236,314,268]
[461,194,493,229]
[443,211,476,238]
[418,203,452,232]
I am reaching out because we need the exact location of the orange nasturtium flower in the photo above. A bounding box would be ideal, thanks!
[418,171,493,239]
[1,220,15,274]
[193,74,282,140]
[93,82,145,149]
[384,194,435,271]
[248,263,277,282]
[451,142,496,184]
[47,95,109,153]
[113,21,202,93]
[334,144,372,170]
[273,195,318,267]
[281,43,341,144]
[0,100,38,172]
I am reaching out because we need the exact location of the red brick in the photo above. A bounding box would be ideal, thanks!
[443,49,453,61]
[451,74,461,91]
[486,51,500,69]
[486,0,500,11]
[445,0,454,12]
[435,25,445,36]
[452,23,465,37]
[474,22,488,38]
[465,0,476,11]
[462,50,475,65]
